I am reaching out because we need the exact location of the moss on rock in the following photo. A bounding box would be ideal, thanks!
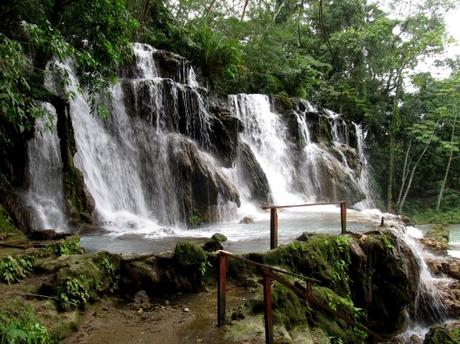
[424,325,458,344]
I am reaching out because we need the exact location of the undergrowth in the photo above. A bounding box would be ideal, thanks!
[0,305,52,344]
[0,255,33,284]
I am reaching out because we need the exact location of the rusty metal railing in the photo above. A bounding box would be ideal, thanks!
[217,250,319,344]
[262,201,347,249]
[217,249,379,344]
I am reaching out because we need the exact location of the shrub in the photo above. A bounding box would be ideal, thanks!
[0,306,52,344]
[0,256,33,284]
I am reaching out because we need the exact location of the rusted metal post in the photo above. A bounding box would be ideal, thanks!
[262,272,273,344]
[217,252,228,327]
[306,280,313,304]
[340,202,347,234]
[270,208,278,249]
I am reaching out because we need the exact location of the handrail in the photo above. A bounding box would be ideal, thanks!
[262,201,343,210]
[264,201,347,249]
[217,251,317,344]
[219,250,320,283]
[216,250,380,344]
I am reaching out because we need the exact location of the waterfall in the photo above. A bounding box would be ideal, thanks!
[25,103,68,232]
[26,42,377,237]
[229,94,374,207]
[229,94,305,205]
[353,123,376,209]
[33,43,239,236]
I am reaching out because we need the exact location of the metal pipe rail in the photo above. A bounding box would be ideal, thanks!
[262,201,347,249]
[217,250,318,344]
[216,250,379,344]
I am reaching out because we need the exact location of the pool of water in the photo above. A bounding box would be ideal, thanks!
[81,207,380,254]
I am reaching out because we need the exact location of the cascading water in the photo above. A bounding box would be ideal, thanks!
[27,42,376,240]
[229,94,304,205]
[353,123,376,209]
[25,103,68,231]
[36,43,238,237]
[229,94,375,207]
[389,225,448,341]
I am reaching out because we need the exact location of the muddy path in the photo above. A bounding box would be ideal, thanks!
[64,285,259,344]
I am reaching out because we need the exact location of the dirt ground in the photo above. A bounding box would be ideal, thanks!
[63,285,258,344]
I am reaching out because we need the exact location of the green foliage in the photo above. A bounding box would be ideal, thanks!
[0,0,138,183]
[381,235,395,253]
[174,241,209,285]
[174,241,206,267]
[51,236,81,256]
[0,256,33,284]
[188,209,203,228]
[0,205,15,233]
[404,190,460,224]
[97,254,120,293]
[0,306,52,344]
[57,278,90,310]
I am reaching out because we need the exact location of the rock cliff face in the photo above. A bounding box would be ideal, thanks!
[13,42,375,235]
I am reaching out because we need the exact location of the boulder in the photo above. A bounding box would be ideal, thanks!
[169,137,240,225]
[236,143,272,204]
[254,231,420,336]
[424,325,457,344]
[209,104,242,167]
[240,216,255,224]
[211,233,227,242]
[30,229,71,241]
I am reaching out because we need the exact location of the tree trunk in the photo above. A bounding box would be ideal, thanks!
[241,0,249,20]
[398,123,439,213]
[436,112,458,210]
[387,74,403,212]
[396,138,412,208]
[387,133,395,211]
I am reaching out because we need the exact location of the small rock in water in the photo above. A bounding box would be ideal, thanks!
[183,307,190,313]
[239,216,255,224]
[211,233,227,242]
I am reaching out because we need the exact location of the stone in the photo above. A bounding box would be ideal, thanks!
[202,239,223,252]
[423,325,457,344]
[30,229,70,241]
[236,142,272,204]
[170,137,240,225]
[239,217,255,224]
[211,233,227,242]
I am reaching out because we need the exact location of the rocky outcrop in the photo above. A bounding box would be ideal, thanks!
[424,324,459,344]
[236,142,272,204]
[169,137,240,225]
[229,230,420,339]
[55,100,95,225]
[208,104,242,167]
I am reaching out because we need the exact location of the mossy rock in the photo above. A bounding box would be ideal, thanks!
[211,233,227,242]
[174,241,206,266]
[263,235,352,296]
[424,325,458,344]
[38,252,120,310]
[272,283,308,329]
